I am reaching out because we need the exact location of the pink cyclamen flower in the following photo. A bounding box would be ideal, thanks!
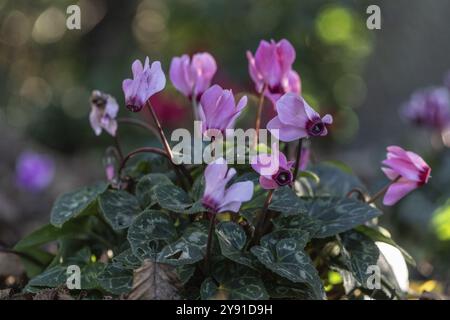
[199,84,247,136]
[267,93,333,142]
[89,90,119,136]
[251,145,294,189]
[122,57,166,112]
[169,52,217,101]
[298,147,310,171]
[402,87,450,131]
[247,39,301,103]
[381,146,431,206]
[15,151,54,192]
[202,158,254,213]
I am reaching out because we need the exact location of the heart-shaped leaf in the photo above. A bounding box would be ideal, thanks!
[99,190,141,230]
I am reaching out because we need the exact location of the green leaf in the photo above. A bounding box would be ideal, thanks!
[298,170,320,184]
[127,210,178,261]
[260,229,310,250]
[215,221,256,269]
[303,197,382,238]
[200,276,269,300]
[272,215,322,239]
[269,186,306,215]
[158,222,208,265]
[355,225,415,266]
[99,190,141,230]
[50,183,107,227]
[14,222,83,251]
[98,263,133,295]
[251,239,325,299]
[154,184,205,214]
[309,163,366,197]
[266,277,318,300]
[176,264,196,285]
[135,173,173,208]
[340,230,380,288]
[112,249,142,270]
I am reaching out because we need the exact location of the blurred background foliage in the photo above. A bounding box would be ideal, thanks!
[1,0,450,294]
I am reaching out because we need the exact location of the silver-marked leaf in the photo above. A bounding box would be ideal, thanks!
[98,264,133,295]
[272,215,322,239]
[154,184,205,214]
[127,210,178,261]
[260,229,310,250]
[50,183,107,227]
[112,249,142,270]
[200,276,269,300]
[158,221,208,265]
[251,239,325,299]
[176,264,196,285]
[269,186,306,215]
[99,190,140,230]
[340,230,380,288]
[215,221,256,269]
[303,197,382,238]
[309,163,366,197]
[135,173,173,208]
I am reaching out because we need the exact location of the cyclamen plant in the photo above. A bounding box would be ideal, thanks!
[14,39,432,300]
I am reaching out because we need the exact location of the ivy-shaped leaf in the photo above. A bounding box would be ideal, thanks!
[158,222,208,265]
[251,239,325,299]
[309,163,366,197]
[215,221,256,269]
[269,186,306,215]
[303,197,382,238]
[50,183,107,227]
[175,264,196,285]
[127,210,178,261]
[111,249,142,270]
[200,276,269,300]
[99,190,141,230]
[339,230,380,288]
[135,173,173,208]
[154,184,205,214]
[272,215,322,239]
[98,263,133,295]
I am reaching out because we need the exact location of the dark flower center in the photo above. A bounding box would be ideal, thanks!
[202,195,219,212]
[126,104,143,112]
[307,119,325,136]
[268,83,284,95]
[273,169,293,186]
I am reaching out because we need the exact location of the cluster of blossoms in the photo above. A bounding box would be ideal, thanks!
[88,38,431,213]
[402,74,450,133]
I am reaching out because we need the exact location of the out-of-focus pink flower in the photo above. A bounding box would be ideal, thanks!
[267,93,333,142]
[105,164,115,182]
[199,84,247,136]
[15,151,55,192]
[150,94,188,127]
[298,147,310,171]
[381,146,431,206]
[89,90,119,136]
[402,87,450,131]
[169,52,217,101]
[251,144,294,189]
[122,57,166,112]
[247,39,301,104]
[202,158,253,213]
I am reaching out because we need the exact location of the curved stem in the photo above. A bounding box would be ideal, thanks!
[293,138,303,181]
[146,100,173,160]
[118,147,169,176]
[204,214,216,275]
[191,96,200,122]
[113,135,124,162]
[346,188,368,202]
[253,84,267,148]
[117,117,160,138]
[251,189,274,247]
[367,176,401,204]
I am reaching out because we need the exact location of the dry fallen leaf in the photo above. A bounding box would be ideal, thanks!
[128,260,181,300]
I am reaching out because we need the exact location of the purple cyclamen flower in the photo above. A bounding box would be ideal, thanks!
[298,147,310,171]
[267,93,333,142]
[15,151,55,192]
[247,39,301,103]
[202,158,254,213]
[198,84,247,137]
[169,52,217,101]
[402,87,450,131]
[251,144,294,189]
[122,57,166,112]
[89,90,119,136]
[382,146,431,206]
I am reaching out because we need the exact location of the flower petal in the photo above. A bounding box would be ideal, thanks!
[276,93,308,127]
[219,181,254,213]
[383,181,419,206]
[259,176,278,189]
[267,116,307,142]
